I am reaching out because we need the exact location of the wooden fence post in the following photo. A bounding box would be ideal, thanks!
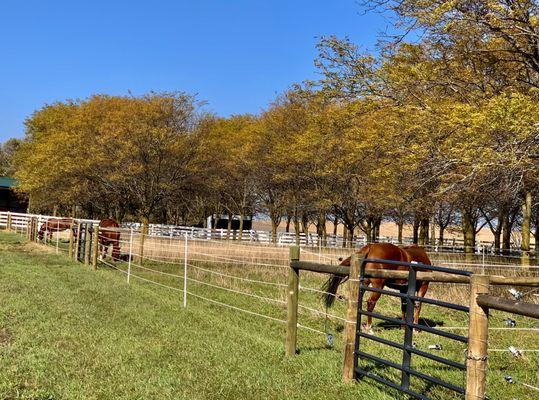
[32,218,38,241]
[286,246,300,356]
[6,212,12,231]
[68,223,74,259]
[26,219,31,240]
[343,253,361,382]
[466,274,490,400]
[84,224,91,266]
[74,222,81,261]
[92,225,99,270]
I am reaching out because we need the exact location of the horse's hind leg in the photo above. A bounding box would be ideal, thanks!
[413,282,429,332]
[365,279,384,334]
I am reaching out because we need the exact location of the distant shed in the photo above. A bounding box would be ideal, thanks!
[0,177,28,213]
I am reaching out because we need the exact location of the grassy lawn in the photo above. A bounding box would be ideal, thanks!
[1,231,537,399]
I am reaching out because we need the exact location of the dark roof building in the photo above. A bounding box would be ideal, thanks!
[0,177,28,213]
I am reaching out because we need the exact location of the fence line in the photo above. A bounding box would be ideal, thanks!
[3,210,535,256]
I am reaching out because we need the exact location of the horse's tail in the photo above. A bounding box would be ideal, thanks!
[321,274,346,308]
[321,245,370,308]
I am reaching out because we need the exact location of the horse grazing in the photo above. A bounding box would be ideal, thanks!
[322,243,432,334]
[98,218,121,260]
[38,218,74,241]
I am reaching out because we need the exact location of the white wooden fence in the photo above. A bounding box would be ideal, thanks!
[0,210,533,255]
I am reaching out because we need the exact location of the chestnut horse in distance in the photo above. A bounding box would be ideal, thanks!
[98,218,121,260]
[323,243,432,333]
[38,218,74,241]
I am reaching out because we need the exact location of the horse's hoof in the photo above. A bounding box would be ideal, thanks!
[361,324,375,335]
[414,329,423,334]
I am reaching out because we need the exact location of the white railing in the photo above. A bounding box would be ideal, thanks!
[0,211,98,231]
[0,210,534,255]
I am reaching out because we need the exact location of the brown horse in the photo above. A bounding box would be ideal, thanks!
[323,243,432,333]
[38,218,74,241]
[98,218,121,260]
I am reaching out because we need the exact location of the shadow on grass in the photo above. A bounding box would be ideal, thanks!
[374,317,445,331]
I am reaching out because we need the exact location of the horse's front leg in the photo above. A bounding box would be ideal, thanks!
[413,282,429,332]
[365,279,384,334]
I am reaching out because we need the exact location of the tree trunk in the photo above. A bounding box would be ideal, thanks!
[521,192,532,252]
[301,214,310,234]
[430,217,436,246]
[271,219,278,244]
[293,210,300,246]
[462,212,475,254]
[343,224,353,248]
[333,219,338,236]
[493,232,501,255]
[364,221,373,244]
[238,213,244,241]
[438,227,445,246]
[534,208,539,259]
[502,214,511,256]
[397,220,403,244]
[412,217,420,244]
[226,214,232,240]
[373,218,381,242]
[418,218,429,246]
[317,213,326,246]
[349,226,355,248]
[285,215,291,233]
[521,192,532,265]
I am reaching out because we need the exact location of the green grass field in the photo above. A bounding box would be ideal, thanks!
[1,231,537,399]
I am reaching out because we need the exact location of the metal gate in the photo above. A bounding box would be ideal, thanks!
[354,258,472,399]
[76,222,90,263]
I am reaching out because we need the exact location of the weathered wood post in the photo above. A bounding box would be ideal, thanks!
[138,218,149,265]
[26,219,31,240]
[91,224,99,270]
[286,246,300,356]
[465,274,490,400]
[6,212,12,231]
[74,222,82,261]
[84,224,91,266]
[28,217,36,242]
[32,218,38,241]
[68,223,74,259]
[343,253,361,382]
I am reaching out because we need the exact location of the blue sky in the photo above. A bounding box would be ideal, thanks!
[0,1,389,141]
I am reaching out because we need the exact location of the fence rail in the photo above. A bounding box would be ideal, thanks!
[0,211,535,255]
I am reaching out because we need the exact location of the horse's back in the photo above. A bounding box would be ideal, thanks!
[358,243,407,270]
[99,218,120,228]
[99,218,121,242]
[401,244,431,266]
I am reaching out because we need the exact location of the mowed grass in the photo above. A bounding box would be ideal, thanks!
[1,231,538,399]
[0,231,391,400]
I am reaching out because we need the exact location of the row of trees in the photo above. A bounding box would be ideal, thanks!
[5,1,539,255]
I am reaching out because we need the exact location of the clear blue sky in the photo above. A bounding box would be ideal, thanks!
[0,0,388,141]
